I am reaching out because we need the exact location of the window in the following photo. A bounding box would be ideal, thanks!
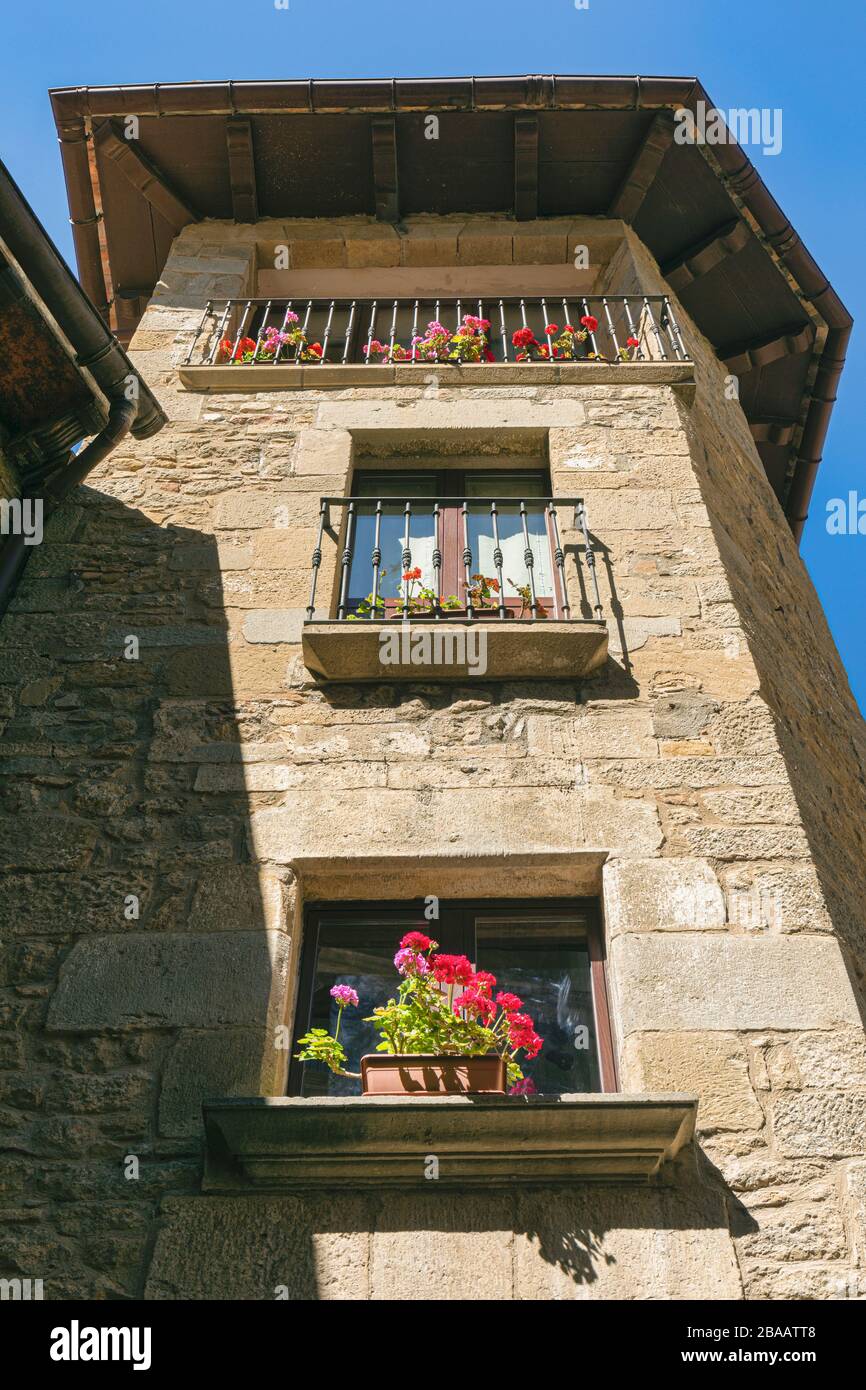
[288,900,616,1097]
[343,469,564,618]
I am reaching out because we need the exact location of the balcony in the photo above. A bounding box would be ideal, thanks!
[301,492,608,683]
[179,294,692,390]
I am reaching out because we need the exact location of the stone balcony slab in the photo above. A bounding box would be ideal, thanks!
[202,1093,698,1191]
[301,618,608,683]
[178,360,695,392]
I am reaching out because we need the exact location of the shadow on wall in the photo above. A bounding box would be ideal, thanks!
[0,483,277,1300]
[144,1149,748,1300]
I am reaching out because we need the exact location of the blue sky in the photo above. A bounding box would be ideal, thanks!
[3,0,863,706]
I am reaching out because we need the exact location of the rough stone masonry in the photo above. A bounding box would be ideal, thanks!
[1,214,865,1301]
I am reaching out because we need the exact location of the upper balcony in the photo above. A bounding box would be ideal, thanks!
[179,292,692,391]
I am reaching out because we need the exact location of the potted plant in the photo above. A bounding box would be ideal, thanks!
[295,931,543,1096]
[509,580,549,619]
[216,312,324,364]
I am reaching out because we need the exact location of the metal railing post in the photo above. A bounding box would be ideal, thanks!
[307,498,329,621]
[337,501,356,620]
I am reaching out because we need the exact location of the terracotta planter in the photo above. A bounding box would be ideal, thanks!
[361,1053,507,1096]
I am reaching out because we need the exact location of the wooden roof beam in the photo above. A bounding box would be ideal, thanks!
[514,114,539,221]
[721,324,815,376]
[226,118,258,223]
[93,120,198,234]
[608,111,675,221]
[371,116,399,222]
[749,418,798,447]
[663,218,750,293]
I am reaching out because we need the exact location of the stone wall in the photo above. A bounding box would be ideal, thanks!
[1,214,864,1300]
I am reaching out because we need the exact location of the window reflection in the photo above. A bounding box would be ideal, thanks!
[476,919,601,1095]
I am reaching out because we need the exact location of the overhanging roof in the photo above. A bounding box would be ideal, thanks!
[0,154,166,492]
[48,75,852,536]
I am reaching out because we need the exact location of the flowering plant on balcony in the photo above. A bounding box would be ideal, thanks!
[617,336,641,361]
[464,573,501,609]
[509,579,549,620]
[346,567,461,619]
[399,566,461,615]
[364,319,493,365]
[295,931,544,1089]
[512,314,600,362]
[216,313,324,364]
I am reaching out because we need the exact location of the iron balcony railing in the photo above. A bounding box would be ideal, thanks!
[306,495,604,624]
[184,294,689,367]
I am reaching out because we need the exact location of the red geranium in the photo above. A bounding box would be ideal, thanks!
[512,327,538,349]
[454,989,496,1022]
[431,953,474,985]
[580,314,599,334]
[472,970,497,996]
[400,930,434,952]
[626,336,640,348]
[495,991,523,1013]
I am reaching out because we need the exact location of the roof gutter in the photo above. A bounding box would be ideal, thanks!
[0,157,165,440]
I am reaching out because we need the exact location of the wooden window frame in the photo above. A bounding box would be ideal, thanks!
[287,897,617,1096]
[344,468,566,618]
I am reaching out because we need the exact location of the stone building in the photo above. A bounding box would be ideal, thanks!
[1,75,864,1301]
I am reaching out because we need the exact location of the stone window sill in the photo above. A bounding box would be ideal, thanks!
[202,1093,697,1190]
[178,361,695,393]
[301,618,609,683]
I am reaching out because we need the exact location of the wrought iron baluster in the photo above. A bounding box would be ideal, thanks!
[337,502,356,621]
[580,299,600,357]
[186,300,212,365]
[548,501,569,620]
[663,296,688,360]
[364,300,378,364]
[461,501,474,620]
[519,500,539,619]
[490,501,507,619]
[602,296,621,358]
[576,501,603,620]
[273,301,295,363]
[401,501,413,621]
[410,299,419,362]
[541,296,554,361]
[622,296,642,360]
[307,498,329,621]
[207,300,232,364]
[341,300,356,365]
[370,500,383,620]
[642,297,668,361]
[432,501,442,616]
[251,298,273,363]
[388,299,398,362]
[293,300,312,363]
[230,299,254,364]
[498,299,509,361]
[320,300,335,365]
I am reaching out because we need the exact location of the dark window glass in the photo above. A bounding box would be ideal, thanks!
[290,901,612,1097]
[475,916,601,1094]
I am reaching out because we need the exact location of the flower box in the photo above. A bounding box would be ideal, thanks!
[361,1053,507,1096]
